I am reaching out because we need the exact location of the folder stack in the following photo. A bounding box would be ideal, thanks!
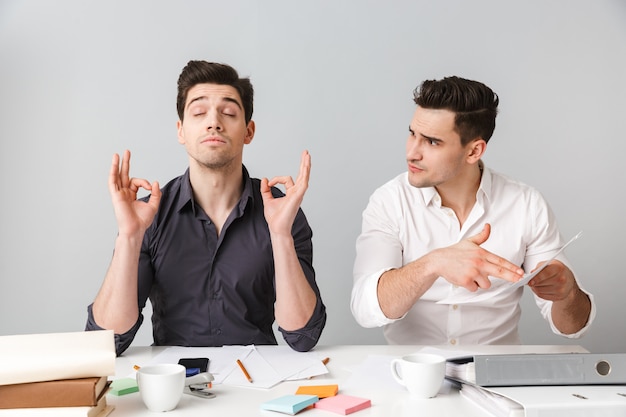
[0,330,116,417]
[446,352,626,416]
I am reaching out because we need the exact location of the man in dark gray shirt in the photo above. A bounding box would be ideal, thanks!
[86,61,326,356]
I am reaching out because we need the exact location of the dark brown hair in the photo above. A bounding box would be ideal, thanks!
[176,61,254,123]
[413,76,499,144]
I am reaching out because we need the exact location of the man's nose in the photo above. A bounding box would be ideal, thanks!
[205,110,223,131]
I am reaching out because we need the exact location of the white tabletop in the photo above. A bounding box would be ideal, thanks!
[109,344,587,416]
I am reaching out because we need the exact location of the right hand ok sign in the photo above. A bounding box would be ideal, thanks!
[108,150,161,237]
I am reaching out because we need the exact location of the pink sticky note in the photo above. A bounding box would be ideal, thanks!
[314,394,371,415]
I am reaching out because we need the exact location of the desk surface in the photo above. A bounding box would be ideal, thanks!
[109,344,587,416]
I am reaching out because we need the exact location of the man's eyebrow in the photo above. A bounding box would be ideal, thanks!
[187,95,243,109]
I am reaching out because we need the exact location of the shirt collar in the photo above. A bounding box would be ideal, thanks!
[412,160,493,207]
[175,165,255,214]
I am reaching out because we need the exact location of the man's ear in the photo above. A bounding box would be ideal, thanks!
[466,139,487,163]
[176,119,185,145]
[244,120,256,145]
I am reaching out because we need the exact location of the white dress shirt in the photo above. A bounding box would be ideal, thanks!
[351,165,595,345]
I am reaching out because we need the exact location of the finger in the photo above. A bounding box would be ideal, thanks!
[295,150,311,186]
[129,177,153,193]
[146,181,162,210]
[120,149,131,189]
[260,177,273,201]
[108,153,121,193]
[267,175,295,188]
[468,223,491,246]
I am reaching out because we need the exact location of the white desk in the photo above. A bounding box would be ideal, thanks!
[109,344,587,416]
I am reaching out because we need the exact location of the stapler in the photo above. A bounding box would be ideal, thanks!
[183,372,215,399]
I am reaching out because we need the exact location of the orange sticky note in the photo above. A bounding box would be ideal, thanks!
[314,394,371,415]
[295,384,339,398]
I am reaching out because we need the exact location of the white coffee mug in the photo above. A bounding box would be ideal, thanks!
[390,353,446,398]
[137,364,186,412]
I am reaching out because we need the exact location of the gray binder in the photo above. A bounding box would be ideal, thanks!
[446,353,626,387]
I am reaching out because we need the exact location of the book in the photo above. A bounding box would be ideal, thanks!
[295,384,338,398]
[0,376,109,409]
[314,394,371,415]
[260,394,318,415]
[446,353,626,387]
[0,330,115,385]
[0,394,114,417]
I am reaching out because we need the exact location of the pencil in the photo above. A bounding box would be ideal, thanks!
[133,365,141,371]
[322,357,330,365]
[236,359,253,383]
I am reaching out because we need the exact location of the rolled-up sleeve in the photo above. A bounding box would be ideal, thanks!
[278,208,327,352]
[85,303,144,356]
[351,188,404,328]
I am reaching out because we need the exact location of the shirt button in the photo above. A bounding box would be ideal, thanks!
[450,339,457,345]
[453,285,459,289]
[452,304,459,310]
[216,329,222,335]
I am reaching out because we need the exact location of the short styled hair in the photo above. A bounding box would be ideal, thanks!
[413,76,499,144]
[176,61,254,124]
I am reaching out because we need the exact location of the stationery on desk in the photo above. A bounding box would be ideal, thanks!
[261,383,371,415]
[137,345,329,389]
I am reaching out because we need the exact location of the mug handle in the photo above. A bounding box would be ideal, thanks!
[390,359,406,387]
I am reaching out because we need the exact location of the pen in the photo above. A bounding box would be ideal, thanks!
[236,359,253,383]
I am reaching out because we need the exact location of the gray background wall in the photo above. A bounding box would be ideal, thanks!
[1,0,625,353]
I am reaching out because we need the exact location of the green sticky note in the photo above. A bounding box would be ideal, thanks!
[109,377,139,396]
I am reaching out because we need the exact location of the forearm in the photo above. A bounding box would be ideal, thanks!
[377,256,439,319]
[551,286,592,335]
[272,233,317,331]
[92,233,143,334]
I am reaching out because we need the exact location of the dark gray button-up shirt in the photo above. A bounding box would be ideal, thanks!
[87,166,326,355]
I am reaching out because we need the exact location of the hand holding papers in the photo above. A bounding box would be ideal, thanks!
[437,231,582,305]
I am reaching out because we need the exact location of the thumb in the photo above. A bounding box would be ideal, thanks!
[468,223,491,246]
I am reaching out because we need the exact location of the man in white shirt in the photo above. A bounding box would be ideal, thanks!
[351,76,595,345]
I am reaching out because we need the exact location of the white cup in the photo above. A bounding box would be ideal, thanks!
[390,353,446,398]
[136,364,186,412]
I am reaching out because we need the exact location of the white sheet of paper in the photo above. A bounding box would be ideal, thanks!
[437,231,582,305]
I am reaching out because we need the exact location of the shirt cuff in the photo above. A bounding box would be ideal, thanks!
[85,303,143,356]
[351,268,403,328]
